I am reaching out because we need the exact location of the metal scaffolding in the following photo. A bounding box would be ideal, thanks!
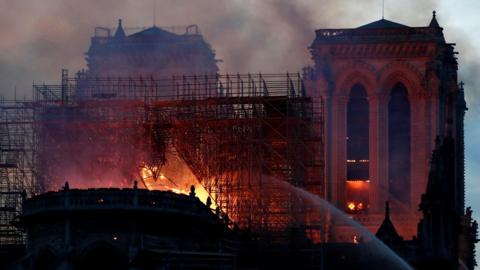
[0,100,35,245]
[0,72,325,245]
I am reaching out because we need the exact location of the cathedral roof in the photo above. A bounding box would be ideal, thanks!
[129,26,178,40]
[311,12,447,47]
[358,19,410,29]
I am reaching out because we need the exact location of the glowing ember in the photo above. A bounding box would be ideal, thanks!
[347,202,356,211]
[139,151,216,208]
[353,235,359,244]
[346,201,369,213]
[345,180,370,213]
[357,202,364,210]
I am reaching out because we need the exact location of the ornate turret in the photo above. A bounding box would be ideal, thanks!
[458,207,479,270]
[376,201,403,246]
[416,136,475,269]
[429,11,440,28]
[113,19,126,40]
[428,11,445,42]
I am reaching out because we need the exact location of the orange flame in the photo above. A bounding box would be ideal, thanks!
[140,161,215,209]
[347,202,356,211]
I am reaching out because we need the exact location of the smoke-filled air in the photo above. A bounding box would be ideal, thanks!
[0,1,479,270]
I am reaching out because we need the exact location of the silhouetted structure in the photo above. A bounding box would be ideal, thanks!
[376,202,403,246]
[0,11,476,270]
[17,183,237,269]
[307,11,467,242]
[415,137,478,270]
[84,19,218,78]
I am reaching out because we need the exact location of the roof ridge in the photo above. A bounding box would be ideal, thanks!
[358,18,410,29]
[129,26,178,38]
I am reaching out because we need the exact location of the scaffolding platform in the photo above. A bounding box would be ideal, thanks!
[0,72,325,245]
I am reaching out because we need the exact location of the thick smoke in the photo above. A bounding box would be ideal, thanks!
[0,0,442,99]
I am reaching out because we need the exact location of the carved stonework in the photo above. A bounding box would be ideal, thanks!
[326,43,431,58]
[310,16,466,245]
[378,60,427,92]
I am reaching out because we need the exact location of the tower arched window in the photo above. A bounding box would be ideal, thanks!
[345,84,370,213]
[388,82,411,208]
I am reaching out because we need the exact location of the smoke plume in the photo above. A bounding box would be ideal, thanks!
[0,0,443,99]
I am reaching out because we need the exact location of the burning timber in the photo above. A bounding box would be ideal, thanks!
[0,13,477,270]
[0,73,327,269]
[7,73,324,242]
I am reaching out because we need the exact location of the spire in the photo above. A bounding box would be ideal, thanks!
[114,19,126,40]
[153,0,157,26]
[382,0,385,19]
[376,201,403,246]
[429,10,440,28]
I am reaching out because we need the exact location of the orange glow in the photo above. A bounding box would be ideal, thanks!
[357,202,364,210]
[347,202,356,211]
[345,180,370,213]
[353,235,359,244]
[347,201,367,212]
[346,159,369,163]
[140,150,216,208]
[345,180,370,189]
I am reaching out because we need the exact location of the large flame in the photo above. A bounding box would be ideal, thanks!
[140,151,215,208]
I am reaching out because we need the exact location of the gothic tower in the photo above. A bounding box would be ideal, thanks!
[307,12,466,240]
[84,19,218,78]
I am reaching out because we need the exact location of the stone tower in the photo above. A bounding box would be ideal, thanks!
[84,19,218,78]
[307,12,466,240]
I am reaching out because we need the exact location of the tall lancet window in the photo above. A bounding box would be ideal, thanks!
[346,84,370,213]
[388,83,411,207]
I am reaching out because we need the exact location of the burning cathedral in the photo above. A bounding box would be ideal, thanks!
[0,11,476,270]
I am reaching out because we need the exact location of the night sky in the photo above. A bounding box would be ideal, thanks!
[0,0,478,229]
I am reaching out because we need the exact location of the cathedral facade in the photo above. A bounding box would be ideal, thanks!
[84,19,218,78]
[308,12,466,240]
